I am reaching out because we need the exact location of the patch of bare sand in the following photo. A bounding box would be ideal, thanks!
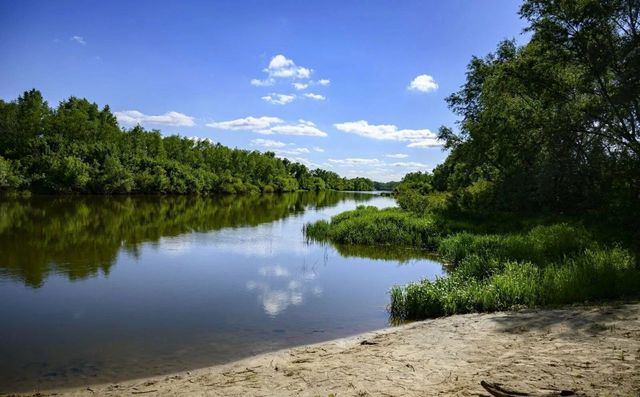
[9,303,640,396]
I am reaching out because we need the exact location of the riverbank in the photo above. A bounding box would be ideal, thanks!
[9,302,639,396]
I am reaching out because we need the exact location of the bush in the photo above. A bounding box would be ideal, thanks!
[0,156,23,191]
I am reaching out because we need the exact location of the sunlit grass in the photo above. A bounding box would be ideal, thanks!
[305,208,640,321]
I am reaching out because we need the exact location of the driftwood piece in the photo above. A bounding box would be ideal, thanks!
[480,380,579,397]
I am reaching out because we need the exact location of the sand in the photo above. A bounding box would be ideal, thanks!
[7,303,640,397]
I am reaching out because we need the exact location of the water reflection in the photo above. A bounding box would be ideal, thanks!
[0,192,445,392]
[247,264,324,317]
[0,191,376,288]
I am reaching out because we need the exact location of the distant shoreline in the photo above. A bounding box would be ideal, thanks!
[11,302,640,396]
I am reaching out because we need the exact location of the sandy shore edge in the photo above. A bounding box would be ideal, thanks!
[7,302,640,396]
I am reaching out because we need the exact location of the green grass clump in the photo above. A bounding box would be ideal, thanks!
[437,223,593,266]
[390,247,639,320]
[304,206,441,249]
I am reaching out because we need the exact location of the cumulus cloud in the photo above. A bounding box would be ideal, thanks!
[408,74,438,93]
[312,146,325,153]
[251,139,312,155]
[265,54,312,79]
[208,117,327,137]
[266,121,327,137]
[386,153,409,158]
[334,120,442,148]
[206,116,283,130]
[70,35,86,45]
[303,93,325,101]
[293,82,308,90]
[262,93,296,105]
[406,139,442,148]
[275,147,311,155]
[115,110,195,127]
[188,136,215,144]
[251,138,288,148]
[316,79,331,86]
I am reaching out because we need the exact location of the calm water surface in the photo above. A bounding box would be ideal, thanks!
[0,192,443,391]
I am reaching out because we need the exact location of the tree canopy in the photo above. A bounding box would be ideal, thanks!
[417,0,639,228]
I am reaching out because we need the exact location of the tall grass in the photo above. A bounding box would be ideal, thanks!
[304,206,441,249]
[304,205,640,321]
[390,248,639,320]
[437,223,593,266]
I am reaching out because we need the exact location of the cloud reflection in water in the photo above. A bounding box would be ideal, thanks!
[247,264,322,317]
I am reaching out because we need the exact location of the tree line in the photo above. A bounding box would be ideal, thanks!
[398,0,639,232]
[0,90,376,194]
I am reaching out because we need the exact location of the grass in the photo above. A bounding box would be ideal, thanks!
[304,206,441,249]
[390,248,639,320]
[305,206,640,321]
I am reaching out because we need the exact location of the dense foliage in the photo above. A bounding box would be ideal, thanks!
[0,90,375,194]
[397,0,639,235]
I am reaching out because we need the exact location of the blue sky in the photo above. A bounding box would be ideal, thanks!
[0,1,528,181]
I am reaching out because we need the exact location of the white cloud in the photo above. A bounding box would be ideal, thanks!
[334,120,442,148]
[304,93,325,101]
[115,110,195,127]
[251,138,288,148]
[265,54,311,79]
[70,36,86,45]
[251,78,275,87]
[328,158,384,166]
[408,74,438,93]
[208,117,327,137]
[262,93,296,105]
[316,79,331,86]
[407,139,442,148]
[252,139,312,155]
[293,82,308,90]
[275,147,311,155]
[266,121,327,137]
[189,136,215,144]
[390,161,429,167]
[312,146,324,153]
[206,116,283,130]
[386,153,409,158]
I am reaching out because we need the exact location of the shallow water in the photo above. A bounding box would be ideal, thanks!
[0,192,443,391]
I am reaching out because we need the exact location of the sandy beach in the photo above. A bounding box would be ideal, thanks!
[8,302,639,397]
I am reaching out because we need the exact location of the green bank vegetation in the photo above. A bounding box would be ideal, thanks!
[307,0,640,320]
[0,91,376,194]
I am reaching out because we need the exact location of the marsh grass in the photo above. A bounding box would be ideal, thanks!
[390,248,639,320]
[304,207,640,321]
[304,206,441,249]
